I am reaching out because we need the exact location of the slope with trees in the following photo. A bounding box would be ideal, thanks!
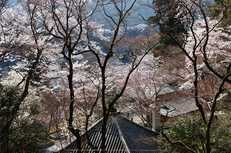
[152,0,231,152]
[1,0,159,152]
[0,0,230,152]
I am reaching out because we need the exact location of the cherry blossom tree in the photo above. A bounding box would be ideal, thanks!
[121,54,165,126]
[69,0,160,151]
[32,0,100,151]
[23,0,159,152]
[153,0,231,152]
[1,1,159,152]
[0,2,62,151]
[0,0,8,11]
[0,0,54,137]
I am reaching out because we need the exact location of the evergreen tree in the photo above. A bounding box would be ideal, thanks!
[0,84,46,153]
[208,0,231,26]
[0,84,21,152]
[148,0,187,51]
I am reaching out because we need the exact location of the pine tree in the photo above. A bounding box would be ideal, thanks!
[148,0,187,50]
[208,0,231,26]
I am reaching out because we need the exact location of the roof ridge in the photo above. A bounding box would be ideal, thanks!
[113,116,131,153]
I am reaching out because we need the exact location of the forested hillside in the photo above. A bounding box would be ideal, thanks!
[0,0,230,152]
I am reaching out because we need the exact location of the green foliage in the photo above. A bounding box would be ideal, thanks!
[148,0,187,50]
[0,84,47,153]
[29,103,41,116]
[0,84,21,122]
[211,114,231,152]
[208,0,231,26]
[159,115,231,153]
[153,43,170,57]
[159,117,205,153]
[11,119,47,153]
[0,84,21,152]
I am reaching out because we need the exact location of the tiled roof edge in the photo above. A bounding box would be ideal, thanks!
[82,117,104,136]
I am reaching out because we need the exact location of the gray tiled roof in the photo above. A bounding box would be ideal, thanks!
[158,84,178,95]
[117,116,158,152]
[60,115,158,153]
[160,98,198,117]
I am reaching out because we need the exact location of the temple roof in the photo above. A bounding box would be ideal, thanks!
[60,115,158,153]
